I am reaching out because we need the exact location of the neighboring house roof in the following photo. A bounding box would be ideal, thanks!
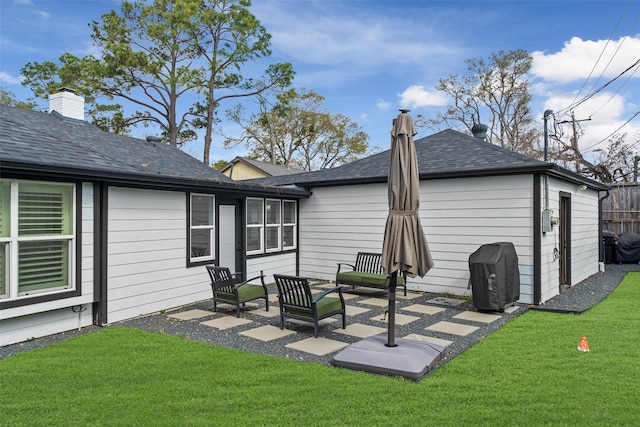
[0,104,308,197]
[249,129,609,191]
[221,156,305,179]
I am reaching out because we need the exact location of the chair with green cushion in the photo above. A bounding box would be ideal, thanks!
[206,266,268,317]
[273,274,346,338]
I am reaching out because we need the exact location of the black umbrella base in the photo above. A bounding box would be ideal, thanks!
[331,335,445,381]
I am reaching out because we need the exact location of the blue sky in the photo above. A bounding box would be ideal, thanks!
[1,0,639,165]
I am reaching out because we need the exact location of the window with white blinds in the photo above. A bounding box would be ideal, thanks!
[0,179,75,300]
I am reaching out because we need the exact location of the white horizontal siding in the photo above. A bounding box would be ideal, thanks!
[106,187,210,323]
[0,305,93,346]
[247,252,297,284]
[299,175,535,301]
[81,182,95,293]
[539,178,600,303]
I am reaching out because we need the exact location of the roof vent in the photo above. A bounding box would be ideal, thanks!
[471,123,488,141]
[146,136,159,146]
[49,87,84,121]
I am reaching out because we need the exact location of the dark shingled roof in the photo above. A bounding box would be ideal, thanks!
[249,129,608,191]
[0,104,308,197]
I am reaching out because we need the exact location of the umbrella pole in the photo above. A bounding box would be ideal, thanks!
[386,271,398,347]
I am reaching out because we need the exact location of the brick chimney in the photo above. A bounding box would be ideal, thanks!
[49,87,84,121]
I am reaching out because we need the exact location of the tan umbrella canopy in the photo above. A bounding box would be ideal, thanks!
[381,110,434,347]
[382,110,433,278]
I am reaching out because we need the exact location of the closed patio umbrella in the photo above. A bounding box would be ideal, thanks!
[381,110,434,346]
[332,111,442,380]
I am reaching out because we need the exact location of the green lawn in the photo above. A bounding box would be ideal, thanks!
[3,274,640,426]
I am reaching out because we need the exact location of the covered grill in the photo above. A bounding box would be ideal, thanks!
[468,242,520,312]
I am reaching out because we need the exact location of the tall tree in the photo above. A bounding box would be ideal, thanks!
[20,0,292,158]
[21,53,133,134]
[225,88,371,171]
[89,0,203,146]
[420,49,541,157]
[187,0,294,166]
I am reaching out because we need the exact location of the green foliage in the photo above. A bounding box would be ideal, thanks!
[19,0,294,159]
[3,274,639,425]
[187,0,295,165]
[226,88,371,171]
[0,86,37,110]
[212,159,229,170]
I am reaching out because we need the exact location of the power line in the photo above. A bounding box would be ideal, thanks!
[588,9,640,118]
[556,58,640,117]
[590,63,640,118]
[569,0,631,107]
[583,110,640,152]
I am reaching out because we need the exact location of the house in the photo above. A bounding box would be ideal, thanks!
[250,127,610,305]
[0,93,610,346]
[219,156,305,180]
[0,97,309,346]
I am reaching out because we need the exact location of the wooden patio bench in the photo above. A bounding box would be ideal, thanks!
[335,252,407,296]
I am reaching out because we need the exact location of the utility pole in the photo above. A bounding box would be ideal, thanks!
[558,111,591,169]
[543,109,553,162]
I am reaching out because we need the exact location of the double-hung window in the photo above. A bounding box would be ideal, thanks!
[1,179,76,301]
[246,198,264,255]
[190,194,215,262]
[283,201,296,249]
[265,199,281,252]
[246,198,296,255]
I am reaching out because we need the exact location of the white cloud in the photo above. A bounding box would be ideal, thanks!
[543,92,625,123]
[531,36,640,84]
[0,71,22,85]
[376,99,390,111]
[541,91,639,153]
[252,1,466,82]
[398,85,448,109]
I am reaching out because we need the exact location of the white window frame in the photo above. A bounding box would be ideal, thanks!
[282,200,297,250]
[246,197,264,255]
[1,179,76,301]
[245,198,297,256]
[265,198,282,253]
[189,193,215,263]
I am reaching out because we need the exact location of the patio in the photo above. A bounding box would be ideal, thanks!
[118,280,523,370]
[2,263,635,368]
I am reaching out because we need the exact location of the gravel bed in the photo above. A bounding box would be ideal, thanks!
[3,263,638,368]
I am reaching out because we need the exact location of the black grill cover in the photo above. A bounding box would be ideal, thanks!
[615,231,640,263]
[468,242,520,312]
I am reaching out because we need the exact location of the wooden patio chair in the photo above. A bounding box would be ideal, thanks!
[206,266,268,317]
[273,274,346,338]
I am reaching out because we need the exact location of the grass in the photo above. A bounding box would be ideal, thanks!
[2,274,640,426]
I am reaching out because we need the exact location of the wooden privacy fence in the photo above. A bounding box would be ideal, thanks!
[602,183,640,235]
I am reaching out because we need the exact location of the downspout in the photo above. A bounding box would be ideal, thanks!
[93,182,109,326]
[543,110,553,211]
[599,189,610,265]
[533,174,542,305]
